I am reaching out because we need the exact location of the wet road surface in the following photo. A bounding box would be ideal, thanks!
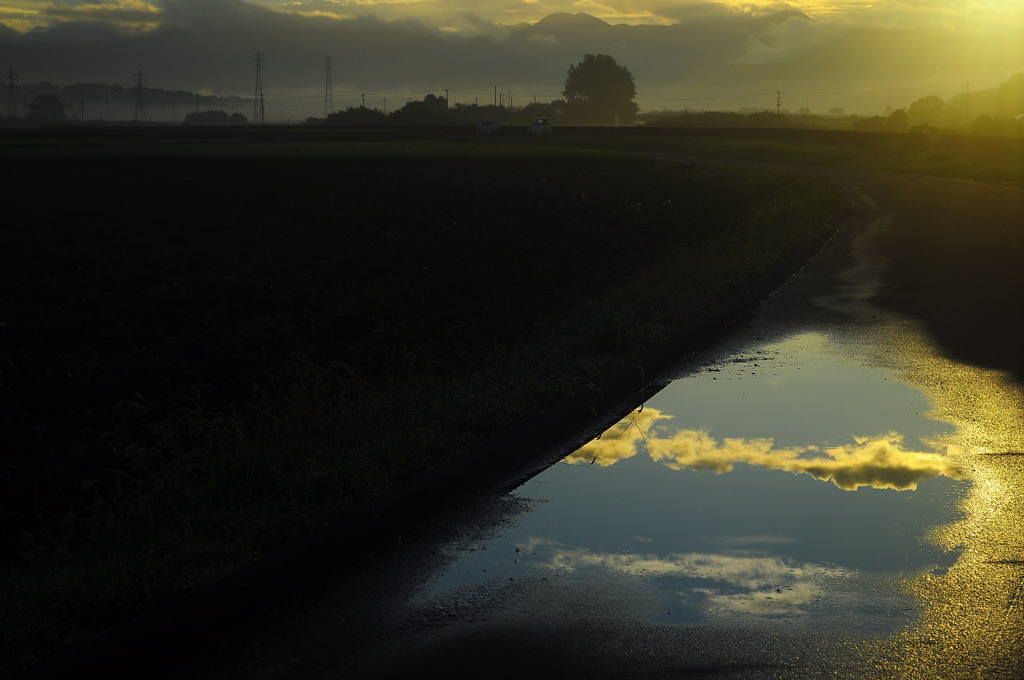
[27,161,1024,680]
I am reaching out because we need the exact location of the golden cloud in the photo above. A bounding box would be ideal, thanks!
[564,408,673,466]
[649,431,966,491]
[566,409,966,491]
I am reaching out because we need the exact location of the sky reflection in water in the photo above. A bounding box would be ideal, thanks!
[427,331,969,635]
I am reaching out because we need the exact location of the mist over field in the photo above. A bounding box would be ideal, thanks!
[1,0,1022,119]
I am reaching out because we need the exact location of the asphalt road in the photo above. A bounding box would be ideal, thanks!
[25,160,1024,680]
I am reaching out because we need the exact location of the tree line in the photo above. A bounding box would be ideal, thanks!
[848,74,1024,135]
[314,63,1023,137]
[25,57,1023,136]
[312,53,639,127]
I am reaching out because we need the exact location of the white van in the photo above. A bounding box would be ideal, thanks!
[529,117,553,134]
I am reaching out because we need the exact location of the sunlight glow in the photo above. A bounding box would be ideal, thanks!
[823,315,1023,674]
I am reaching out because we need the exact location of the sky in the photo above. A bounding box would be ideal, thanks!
[1,0,1022,119]
[1,0,1022,33]
[285,0,1017,33]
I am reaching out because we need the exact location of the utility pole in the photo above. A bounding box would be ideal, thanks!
[323,55,333,117]
[776,91,781,114]
[253,50,265,124]
[133,70,146,122]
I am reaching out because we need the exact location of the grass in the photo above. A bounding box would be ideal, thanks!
[542,127,1024,188]
[0,127,846,676]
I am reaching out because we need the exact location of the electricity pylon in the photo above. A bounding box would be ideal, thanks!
[253,50,265,124]
[5,69,16,120]
[133,70,146,122]
[324,56,334,118]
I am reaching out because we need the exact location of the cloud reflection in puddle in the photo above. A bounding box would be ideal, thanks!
[566,408,966,491]
[521,536,868,622]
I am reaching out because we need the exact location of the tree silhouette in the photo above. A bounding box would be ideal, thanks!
[324,105,388,126]
[562,54,639,125]
[183,110,246,126]
[389,94,457,125]
[883,108,910,133]
[907,95,944,128]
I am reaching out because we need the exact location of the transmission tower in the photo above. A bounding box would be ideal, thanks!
[253,50,265,124]
[133,70,146,121]
[6,68,17,120]
[324,55,334,117]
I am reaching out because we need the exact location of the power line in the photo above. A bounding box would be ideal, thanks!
[639,92,779,102]
[636,83,970,104]
[783,83,967,96]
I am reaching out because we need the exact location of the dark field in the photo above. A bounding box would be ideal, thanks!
[554,125,1024,188]
[1,127,847,674]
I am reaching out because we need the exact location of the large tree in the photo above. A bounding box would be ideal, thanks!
[907,95,945,128]
[562,54,639,125]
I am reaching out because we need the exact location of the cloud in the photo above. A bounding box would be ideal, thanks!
[0,11,35,35]
[735,11,848,64]
[5,0,1023,35]
[529,537,854,618]
[442,10,510,38]
[565,407,673,466]
[652,2,743,23]
[40,0,159,21]
[158,0,291,32]
[651,431,966,491]
[526,32,556,45]
[566,409,966,491]
[24,1,159,30]
[0,1,159,37]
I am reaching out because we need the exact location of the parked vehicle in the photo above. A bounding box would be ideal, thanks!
[475,119,501,134]
[529,117,553,134]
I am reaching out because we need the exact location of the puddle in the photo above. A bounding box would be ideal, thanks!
[399,205,1024,676]
[422,330,970,638]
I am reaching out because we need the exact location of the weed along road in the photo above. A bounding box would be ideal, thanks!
[30,161,1024,680]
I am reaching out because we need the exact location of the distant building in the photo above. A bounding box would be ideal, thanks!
[26,94,69,121]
